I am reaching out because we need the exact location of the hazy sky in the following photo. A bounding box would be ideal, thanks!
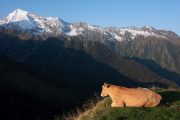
[0,0,180,35]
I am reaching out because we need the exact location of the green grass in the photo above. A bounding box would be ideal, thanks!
[58,90,180,120]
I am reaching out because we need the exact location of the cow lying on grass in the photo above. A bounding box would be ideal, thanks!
[101,83,162,107]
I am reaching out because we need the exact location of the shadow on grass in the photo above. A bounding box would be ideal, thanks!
[116,117,128,120]
[101,116,127,120]
[159,91,180,105]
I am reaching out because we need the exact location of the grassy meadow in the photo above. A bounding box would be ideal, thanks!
[57,89,180,120]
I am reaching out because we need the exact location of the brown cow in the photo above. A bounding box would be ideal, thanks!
[101,83,162,107]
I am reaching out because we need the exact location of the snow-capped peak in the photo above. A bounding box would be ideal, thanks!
[142,25,156,31]
[6,9,29,22]
[0,9,177,40]
[0,9,37,30]
[0,9,70,35]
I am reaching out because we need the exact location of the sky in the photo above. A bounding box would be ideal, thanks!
[0,0,180,35]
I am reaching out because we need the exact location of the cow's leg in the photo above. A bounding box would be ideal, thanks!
[111,101,124,107]
[144,95,161,107]
[144,100,152,107]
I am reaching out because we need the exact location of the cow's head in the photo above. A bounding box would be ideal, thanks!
[101,83,111,97]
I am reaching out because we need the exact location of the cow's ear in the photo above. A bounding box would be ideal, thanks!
[104,82,111,88]
[106,84,111,88]
[104,82,108,86]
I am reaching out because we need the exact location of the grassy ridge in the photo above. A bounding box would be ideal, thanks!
[58,90,180,120]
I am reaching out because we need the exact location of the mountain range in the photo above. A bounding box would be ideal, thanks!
[1,9,179,40]
[1,9,180,74]
[0,9,180,120]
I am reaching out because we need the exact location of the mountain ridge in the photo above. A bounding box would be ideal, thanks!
[0,9,179,40]
[0,9,180,76]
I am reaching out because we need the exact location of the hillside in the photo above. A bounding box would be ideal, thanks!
[0,53,83,120]
[1,9,180,88]
[0,33,178,88]
[59,90,180,120]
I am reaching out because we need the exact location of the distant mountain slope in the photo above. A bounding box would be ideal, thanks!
[112,36,180,74]
[0,9,180,74]
[0,33,177,88]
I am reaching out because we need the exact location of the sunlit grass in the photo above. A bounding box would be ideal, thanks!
[56,89,180,120]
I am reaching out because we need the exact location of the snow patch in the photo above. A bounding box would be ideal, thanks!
[109,32,122,41]
[66,29,78,36]
[144,25,152,30]
[6,9,29,22]
[120,28,158,39]
[66,25,84,36]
